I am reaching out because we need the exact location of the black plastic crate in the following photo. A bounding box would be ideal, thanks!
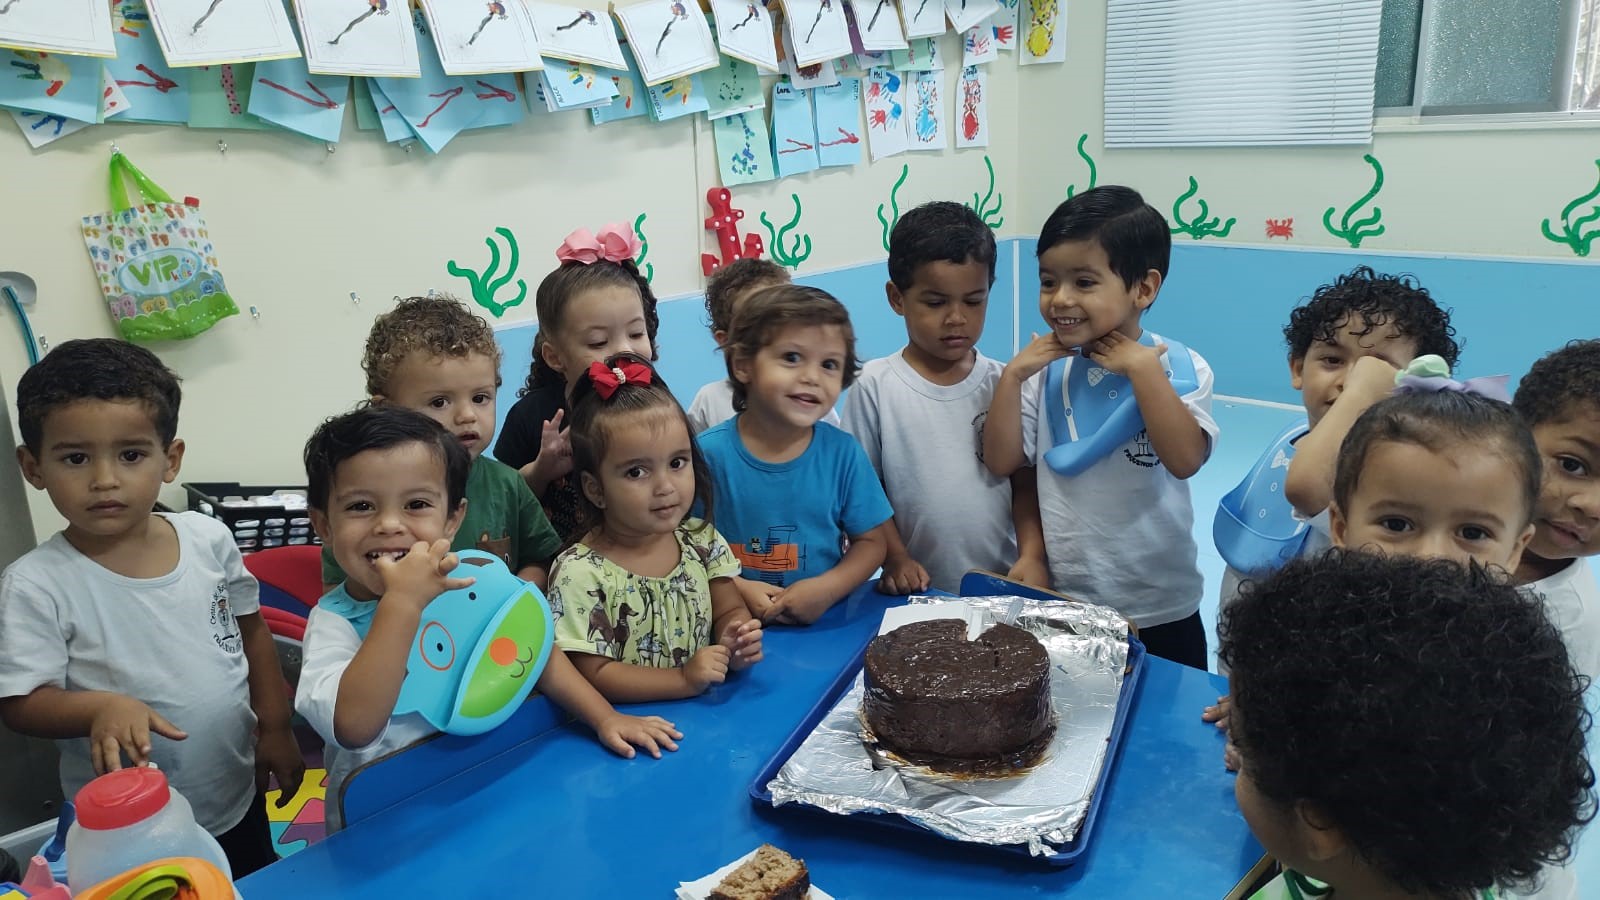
[182,482,319,554]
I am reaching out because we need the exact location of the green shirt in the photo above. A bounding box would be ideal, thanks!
[321,455,562,584]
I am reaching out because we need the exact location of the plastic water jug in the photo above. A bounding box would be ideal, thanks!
[64,767,232,891]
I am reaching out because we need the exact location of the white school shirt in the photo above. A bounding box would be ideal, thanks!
[1020,335,1220,628]
[0,512,259,834]
[295,592,438,833]
[686,378,839,435]
[839,350,1017,594]
[1523,556,1600,685]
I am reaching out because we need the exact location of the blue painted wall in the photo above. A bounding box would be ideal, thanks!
[491,247,1020,433]
[1017,242,1600,406]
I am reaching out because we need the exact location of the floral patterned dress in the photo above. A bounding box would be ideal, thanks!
[547,519,740,668]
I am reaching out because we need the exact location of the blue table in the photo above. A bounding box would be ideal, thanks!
[240,584,1261,898]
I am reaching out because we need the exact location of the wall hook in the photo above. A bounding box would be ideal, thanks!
[37,334,48,354]
[248,305,260,320]
[350,291,361,306]
[326,143,336,154]
[217,139,228,154]
[108,141,120,156]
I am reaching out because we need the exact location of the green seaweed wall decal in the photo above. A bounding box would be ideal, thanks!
[633,212,655,281]
[1322,154,1386,249]
[876,164,909,252]
[447,226,528,318]
[1064,134,1098,199]
[1540,160,1600,257]
[761,194,813,270]
[968,155,1004,229]
[1169,177,1235,240]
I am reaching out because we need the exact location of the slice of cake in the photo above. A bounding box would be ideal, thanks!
[707,844,810,900]
[863,619,1052,761]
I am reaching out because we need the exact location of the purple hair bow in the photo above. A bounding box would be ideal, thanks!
[1394,354,1511,403]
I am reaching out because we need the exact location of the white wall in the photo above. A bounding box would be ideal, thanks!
[1018,2,1600,258]
[0,42,1019,542]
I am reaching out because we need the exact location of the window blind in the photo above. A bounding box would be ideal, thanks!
[1104,0,1384,147]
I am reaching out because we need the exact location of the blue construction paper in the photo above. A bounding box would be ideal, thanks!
[704,54,763,120]
[464,73,525,130]
[711,111,775,186]
[366,80,418,143]
[373,13,485,152]
[770,79,819,176]
[647,73,709,121]
[813,77,862,167]
[353,78,379,130]
[539,60,619,110]
[0,50,103,122]
[107,2,190,125]
[186,64,272,131]
[248,57,349,143]
[591,57,649,124]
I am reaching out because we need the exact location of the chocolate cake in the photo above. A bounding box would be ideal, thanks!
[863,619,1052,761]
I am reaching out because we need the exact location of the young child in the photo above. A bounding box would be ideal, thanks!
[1513,339,1600,683]
[688,258,794,434]
[0,339,302,878]
[698,285,894,625]
[983,186,1217,668]
[1284,268,1459,529]
[546,353,763,701]
[495,223,661,539]
[840,200,1047,595]
[297,406,682,832]
[320,294,561,593]
[1214,265,1460,608]
[1207,361,1542,770]
[1222,551,1594,900]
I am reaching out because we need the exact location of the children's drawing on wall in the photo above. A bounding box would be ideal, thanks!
[864,65,907,160]
[0,0,115,56]
[711,110,775,186]
[1264,218,1294,240]
[247,54,348,141]
[145,0,300,66]
[645,72,708,120]
[614,0,718,85]
[961,23,995,66]
[781,0,848,65]
[527,2,626,69]
[710,0,779,70]
[954,64,986,147]
[109,0,190,125]
[537,60,617,109]
[99,71,131,121]
[448,227,528,318]
[0,48,101,121]
[1322,153,1386,249]
[943,0,996,33]
[591,53,649,123]
[899,0,944,39]
[847,0,906,51]
[1170,176,1235,240]
[296,0,419,76]
[812,76,861,166]
[889,36,939,71]
[905,68,942,150]
[1540,159,1600,257]
[706,54,763,118]
[1018,0,1063,64]
[779,27,839,87]
[372,12,485,152]
[771,78,819,176]
[991,0,1018,49]
[187,62,270,128]
[419,0,543,75]
[9,108,89,148]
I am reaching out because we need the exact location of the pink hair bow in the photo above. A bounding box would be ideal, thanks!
[555,223,642,266]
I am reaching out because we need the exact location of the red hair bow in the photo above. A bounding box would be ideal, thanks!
[588,359,653,400]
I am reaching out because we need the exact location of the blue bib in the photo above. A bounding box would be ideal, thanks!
[1043,334,1199,476]
[1212,420,1311,574]
[326,551,555,736]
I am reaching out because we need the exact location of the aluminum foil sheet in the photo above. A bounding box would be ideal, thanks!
[765,596,1130,857]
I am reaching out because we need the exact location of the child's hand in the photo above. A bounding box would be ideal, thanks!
[90,695,186,774]
[1005,554,1050,588]
[720,618,764,670]
[1201,694,1232,731]
[255,724,306,807]
[684,645,731,692]
[521,410,573,491]
[735,577,783,619]
[1083,331,1165,378]
[1346,354,1400,401]
[876,555,930,595]
[375,539,475,611]
[595,711,682,759]
[764,578,836,625]
[1006,332,1072,383]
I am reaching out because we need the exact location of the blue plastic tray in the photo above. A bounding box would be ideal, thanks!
[750,627,1147,866]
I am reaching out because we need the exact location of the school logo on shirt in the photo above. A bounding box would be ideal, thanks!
[209,582,241,653]
[1124,430,1158,468]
